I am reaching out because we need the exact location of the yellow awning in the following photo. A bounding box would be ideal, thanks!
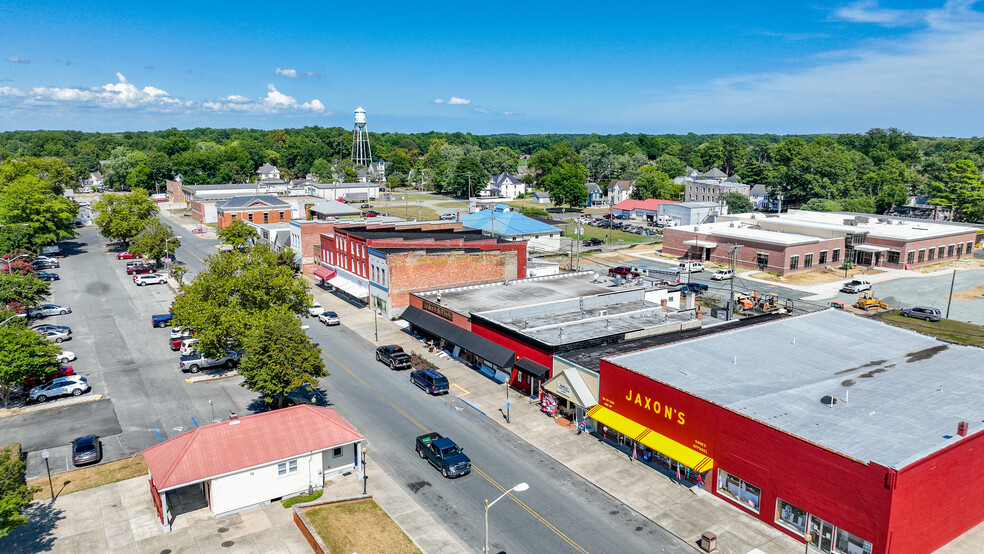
[587,406,713,472]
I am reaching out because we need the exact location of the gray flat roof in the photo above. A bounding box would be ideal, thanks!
[415,272,624,316]
[607,309,984,469]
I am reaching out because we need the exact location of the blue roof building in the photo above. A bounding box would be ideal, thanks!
[459,205,563,253]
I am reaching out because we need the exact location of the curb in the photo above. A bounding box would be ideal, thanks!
[0,394,104,420]
[184,370,239,384]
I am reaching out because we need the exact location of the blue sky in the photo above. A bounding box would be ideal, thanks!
[1,1,982,136]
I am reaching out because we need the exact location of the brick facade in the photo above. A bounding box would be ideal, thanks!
[385,250,518,314]
[217,206,292,229]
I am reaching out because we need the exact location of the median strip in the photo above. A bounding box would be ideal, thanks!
[184,369,239,383]
[0,394,104,420]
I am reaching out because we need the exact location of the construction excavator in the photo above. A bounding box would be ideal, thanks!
[855,290,889,311]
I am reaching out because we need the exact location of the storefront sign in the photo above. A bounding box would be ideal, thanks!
[422,299,454,321]
[623,389,686,425]
[557,382,572,397]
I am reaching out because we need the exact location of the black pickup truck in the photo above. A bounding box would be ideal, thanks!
[376,345,412,370]
[415,432,471,478]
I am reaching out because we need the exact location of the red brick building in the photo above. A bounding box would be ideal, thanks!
[216,195,292,229]
[662,211,977,274]
[593,310,984,553]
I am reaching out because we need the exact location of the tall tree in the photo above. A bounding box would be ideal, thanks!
[631,167,675,200]
[169,245,311,356]
[579,143,616,181]
[0,273,50,308]
[0,324,60,406]
[130,218,181,266]
[478,146,518,176]
[237,308,327,408]
[721,192,754,214]
[309,158,333,183]
[216,219,259,249]
[447,157,485,197]
[92,188,159,244]
[0,176,78,247]
[541,161,588,207]
[0,444,39,538]
[929,159,984,222]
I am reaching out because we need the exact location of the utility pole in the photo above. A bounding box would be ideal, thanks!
[466,173,472,200]
[729,243,741,318]
[607,202,613,245]
[946,269,957,318]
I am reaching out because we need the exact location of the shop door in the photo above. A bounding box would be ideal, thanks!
[703,248,711,261]
[808,517,835,553]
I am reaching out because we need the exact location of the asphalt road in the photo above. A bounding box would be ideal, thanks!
[306,321,691,554]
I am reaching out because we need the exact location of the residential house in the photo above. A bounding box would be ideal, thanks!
[748,184,770,210]
[244,221,292,253]
[488,172,526,199]
[607,180,634,205]
[256,163,281,182]
[585,183,605,207]
[216,195,292,229]
[531,191,551,204]
[143,405,364,532]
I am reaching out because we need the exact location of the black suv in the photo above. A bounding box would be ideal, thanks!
[376,345,412,370]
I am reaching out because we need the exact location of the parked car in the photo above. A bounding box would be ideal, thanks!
[440,212,458,220]
[169,336,188,351]
[608,266,636,278]
[900,306,942,321]
[133,274,167,286]
[318,311,340,326]
[179,350,240,373]
[34,255,58,264]
[840,278,872,293]
[309,302,325,317]
[32,259,59,269]
[376,345,412,370]
[27,304,72,317]
[410,369,449,395]
[415,432,471,478]
[41,329,72,343]
[678,260,704,273]
[29,375,89,402]
[35,272,59,281]
[32,323,70,334]
[583,238,604,247]
[23,365,75,389]
[710,269,734,281]
[678,282,709,294]
[152,314,174,328]
[57,350,76,363]
[116,251,139,260]
[71,435,103,466]
[170,327,192,340]
[179,338,200,356]
[360,203,370,208]
[365,211,380,217]
[126,263,154,275]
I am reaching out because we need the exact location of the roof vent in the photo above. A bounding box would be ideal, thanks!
[606,319,612,329]
[958,421,969,437]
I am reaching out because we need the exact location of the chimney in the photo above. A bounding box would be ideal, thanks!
[958,421,969,437]
[661,299,668,313]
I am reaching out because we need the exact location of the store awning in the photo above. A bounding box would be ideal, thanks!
[401,307,515,368]
[313,266,336,280]
[514,358,550,380]
[853,244,889,253]
[683,239,718,248]
[327,275,368,299]
[587,406,713,472]
[543,368,598,409]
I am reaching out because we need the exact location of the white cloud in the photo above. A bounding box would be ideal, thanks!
[275,68,298,78]
[448,97,470,105]
[0,73,326,117]
[5,57,30,64]
[473,107,490,113]
[433,98,445,104]
[834,1,920,26]
[304,71,318,78]
[632,1,984,135]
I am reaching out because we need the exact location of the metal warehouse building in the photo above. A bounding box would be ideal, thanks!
[594,309,984,554]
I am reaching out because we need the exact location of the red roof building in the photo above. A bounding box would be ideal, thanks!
[143,405,364,531]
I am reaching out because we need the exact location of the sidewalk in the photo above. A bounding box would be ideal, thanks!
[308,279,800,554]
[159,202,218,241]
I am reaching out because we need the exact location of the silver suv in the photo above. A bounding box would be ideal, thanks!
[180,350,241,373]
[29,376,90,402]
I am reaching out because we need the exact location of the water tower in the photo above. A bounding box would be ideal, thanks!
[351,107,373,167]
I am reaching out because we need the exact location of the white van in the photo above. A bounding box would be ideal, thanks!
[678,260,704,273]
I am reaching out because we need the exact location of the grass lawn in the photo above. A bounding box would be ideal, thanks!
[27,454,147,500]
[304,498,420,554]
[556,221,656,245]
[368,205,439,221]
[386,191,443,202]
[433,201,469,208]
[873,311,984,346]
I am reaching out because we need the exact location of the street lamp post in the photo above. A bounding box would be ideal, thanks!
[0,313,27,326]
[484,482,529,553]
[41,449,54,502]
[0,253,29,272]
[361,445,368,495]
[164,236,182,275]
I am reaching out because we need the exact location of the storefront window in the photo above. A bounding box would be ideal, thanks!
[804,253,813,268]
[832,249,840,262]
[938,246,945,258]
[907,251,915,264]
[717,469,761,513]
[948,244,954,257]
[927,248,935,261]
[775,498,808,533]
[887,251,900,264]
[818,250,827,264]
[917,249,925,262]
[834,528,873,554]
[789,255,799,270]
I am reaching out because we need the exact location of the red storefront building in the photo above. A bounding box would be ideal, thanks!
[594,309,984,554]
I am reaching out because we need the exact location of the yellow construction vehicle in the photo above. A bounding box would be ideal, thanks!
[855,291,888,310]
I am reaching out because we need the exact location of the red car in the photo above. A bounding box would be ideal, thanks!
[127,264,154,275]
[23,365,75,389]
[116,251,140,260]
[608,266,637,278]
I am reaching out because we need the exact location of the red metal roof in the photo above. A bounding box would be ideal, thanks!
[612,199,679,212]
[143,405,363,491]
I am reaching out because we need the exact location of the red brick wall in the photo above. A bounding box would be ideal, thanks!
[388,251,518,312]
[166,180,184,203]
[663,228,846,275]
[188,201,205,223]
[870,232,977,269]
[407,294,473,330]
[295,222,336,263]
[217,209,293,229]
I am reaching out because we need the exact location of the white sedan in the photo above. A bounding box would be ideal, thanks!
[309,302,325,316]
[318,311,340,326]
[58,350,76,363]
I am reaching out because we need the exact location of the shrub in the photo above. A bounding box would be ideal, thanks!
[410,352,438,371]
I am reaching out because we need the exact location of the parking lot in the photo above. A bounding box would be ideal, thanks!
[0,227,260,480]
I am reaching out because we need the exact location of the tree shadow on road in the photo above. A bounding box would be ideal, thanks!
[244,385,333,414]
[0,501,64,553]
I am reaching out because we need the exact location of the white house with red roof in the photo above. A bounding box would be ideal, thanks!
[143,405,364,532]
[611,198,679,222]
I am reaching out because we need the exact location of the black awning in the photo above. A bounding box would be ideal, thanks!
[402,307,515,369]
[514,357,550,380]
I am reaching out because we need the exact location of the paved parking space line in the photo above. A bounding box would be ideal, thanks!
[451,383,470,396]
